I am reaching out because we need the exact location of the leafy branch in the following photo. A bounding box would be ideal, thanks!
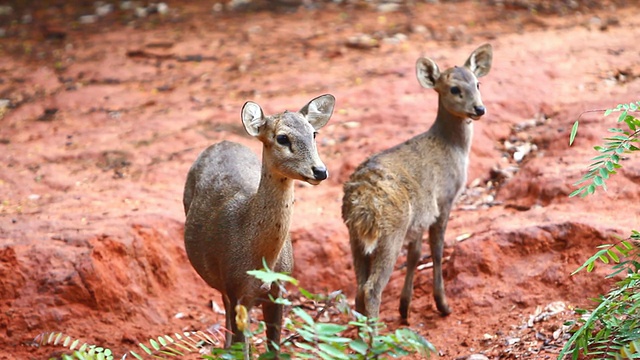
[569,101,640,197]
[560,100,640,359]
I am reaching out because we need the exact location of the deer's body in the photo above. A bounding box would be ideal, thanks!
[184,95,335,351]
[342,44,493,322]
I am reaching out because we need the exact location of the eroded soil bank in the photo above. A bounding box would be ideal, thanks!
[1,1,639,359]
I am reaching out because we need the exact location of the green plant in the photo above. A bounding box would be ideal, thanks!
[569,101,640,197]
[35,265,435,360]
[35,330,223,360]
[560,101,640,359]
[244,265,436,359]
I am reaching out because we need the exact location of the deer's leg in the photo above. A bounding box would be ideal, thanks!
[362,232,404,319]
[262,294,283,355]
[350,233,371,316]
[399,228,423,323]
[224,293,247,348]
[428,211,452,316]
[222,294,235,348]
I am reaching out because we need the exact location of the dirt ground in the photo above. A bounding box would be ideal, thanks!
[1,1,640,359]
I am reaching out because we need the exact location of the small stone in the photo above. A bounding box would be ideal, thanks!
[0,5,13,16]
[79,15,98,24]
[95,3,113,17]
[157,2,169,15]
[342,121,360,129]
[120,1,133,10]
[377,3,400,12]
[467,354,490,360]
[135,7,147,17]
[212,3,224,12]
[21,13,32,24]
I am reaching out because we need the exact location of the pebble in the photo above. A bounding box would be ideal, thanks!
[0,5,13,16]
[95,3,114,17]
[79,15,98,24]
[467,355,490,360]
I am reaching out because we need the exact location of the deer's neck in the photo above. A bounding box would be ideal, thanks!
[248,161,295,268]
[431,100,474,153]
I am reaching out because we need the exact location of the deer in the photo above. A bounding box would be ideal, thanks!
[183,94,335,354]
[341,44,493,323]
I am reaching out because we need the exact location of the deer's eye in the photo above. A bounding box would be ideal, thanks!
[276,134,291,146]
[450,86,461,95]
[313,132,318,139]
[477,82,480,90]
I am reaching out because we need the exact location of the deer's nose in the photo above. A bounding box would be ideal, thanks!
[312,166,328,181]
[474,105,486,117]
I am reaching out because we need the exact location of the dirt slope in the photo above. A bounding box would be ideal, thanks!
[1,1,639,359]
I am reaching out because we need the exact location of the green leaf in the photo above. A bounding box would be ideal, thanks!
[618,110,628,123]
[317,343,349,359]
[598,255,610,264]
[247,269,298,286]
[157,336,168,347]
[607,249,620,263]
[349,339,369,355]
[294,341,318,353]
[598,168,609,179]
[292,307,315,326]
[605,108,613,116]
[569,188,584,198]
[570,120,579,145]
[316,323,348,335]
[593,176,604,186]
[298,287,315,300]
[612,134,630,140]
[138,343,153,355]
[605,161,615,171]
[128,351,144,360]
[150,339,160,351]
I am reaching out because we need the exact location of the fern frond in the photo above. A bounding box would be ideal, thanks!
[35,329,226,360]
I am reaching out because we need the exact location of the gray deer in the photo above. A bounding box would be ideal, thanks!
[183,94,335,352]
[342,44,493,322]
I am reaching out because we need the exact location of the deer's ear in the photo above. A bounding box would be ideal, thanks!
[299,94,335,130]
[241,101,265,137]
[465,43,493,78]
[416,57,440,89]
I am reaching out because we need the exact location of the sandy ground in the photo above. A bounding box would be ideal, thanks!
[1,1,640,358]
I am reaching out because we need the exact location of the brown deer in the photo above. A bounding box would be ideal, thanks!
[342,44,493,322]
[183,94,335,352]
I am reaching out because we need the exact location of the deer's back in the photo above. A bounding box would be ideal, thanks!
[183,140,261,291]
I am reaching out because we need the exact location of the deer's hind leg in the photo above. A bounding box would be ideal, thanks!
[429,209,452,316]
[261,294,284,353]
[399,227,424,323]
[222,293,243,348]
[350,231,372,316]
[361,230,406,319]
